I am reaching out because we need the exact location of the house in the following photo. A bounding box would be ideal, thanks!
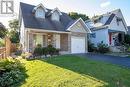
[86,9,128,52]
[127,26,130,35]
[19,2,91,54]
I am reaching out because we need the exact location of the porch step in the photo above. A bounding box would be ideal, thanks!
[109,46,126,52]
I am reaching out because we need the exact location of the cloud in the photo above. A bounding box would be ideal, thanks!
[100,1,111,8]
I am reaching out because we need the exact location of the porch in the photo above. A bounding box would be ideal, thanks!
[108,29,125,52]
[108,29,125,46]
[26,30,71,54]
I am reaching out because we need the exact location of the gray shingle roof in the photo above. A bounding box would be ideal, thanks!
[20,2,73,31]
[104,13,115,25]
[127,26,130,35]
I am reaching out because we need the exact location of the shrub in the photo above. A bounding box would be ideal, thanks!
[47,45,57,56]
[0,58,26,87]
[33,45,60,58]
[97,41,109,53]
[88,41,96,52]
[124,34,130,45]
[33,44,43,57]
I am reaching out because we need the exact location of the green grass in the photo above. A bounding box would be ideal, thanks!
[20,55,130,87]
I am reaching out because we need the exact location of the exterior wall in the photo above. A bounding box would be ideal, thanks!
[20,18,27,52]
[108,16,127,33]
[60,34,68,51]
[90,29,109,46]
[69,21,87,33]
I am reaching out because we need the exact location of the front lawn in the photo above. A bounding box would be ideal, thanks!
[20,55,130,87]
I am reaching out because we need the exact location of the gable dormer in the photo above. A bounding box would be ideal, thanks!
[50,8,62,21]
[32,4,48,18]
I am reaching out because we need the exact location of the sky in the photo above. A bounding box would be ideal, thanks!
[0,0,130,28]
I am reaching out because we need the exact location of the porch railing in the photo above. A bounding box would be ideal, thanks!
[0,47,6,59]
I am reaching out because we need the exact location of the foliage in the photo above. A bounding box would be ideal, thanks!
[0,23,7,38]
[0,39,5,47]
[8,19,19,43]
[69,12,89,21]
[9,31,20,43]
[97,41,109,53]
[88,41,96,52]
[20,55,130,87]
[33,44,43,57]
[33,45,60,57]
[124,34,130,45]
[9,19,19,31]
[0,58,26,87]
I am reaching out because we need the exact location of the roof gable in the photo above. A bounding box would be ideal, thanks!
[32,3,48,13]
[67,18,91,33]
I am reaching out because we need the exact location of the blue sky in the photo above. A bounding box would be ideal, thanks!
[0,0,130,27]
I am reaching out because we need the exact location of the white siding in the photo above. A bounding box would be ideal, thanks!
[90,29,109,46]
[108,16,127,33]
[69,21,87,33]
[20,18,26,51]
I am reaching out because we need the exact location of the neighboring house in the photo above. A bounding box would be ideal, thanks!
[19,2,91,54]
[127,26,130,35]
[86,9,128,52]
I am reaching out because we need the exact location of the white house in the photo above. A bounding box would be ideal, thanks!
[86,9,128,52]
[19,2,91,54]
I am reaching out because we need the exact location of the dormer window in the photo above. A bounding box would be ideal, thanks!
[50,8,62,21]
[32,4,48,19]
[35,7,45,18]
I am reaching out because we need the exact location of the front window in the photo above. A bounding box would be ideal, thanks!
[33,34,47,47]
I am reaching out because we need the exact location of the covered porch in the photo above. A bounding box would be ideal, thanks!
[26,29,71,54]
[108,29,125,46]
[108,29,125,52]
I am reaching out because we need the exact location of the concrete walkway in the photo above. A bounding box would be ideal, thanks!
[77,53,130,68]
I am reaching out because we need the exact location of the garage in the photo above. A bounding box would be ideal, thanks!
[71,36,86,53]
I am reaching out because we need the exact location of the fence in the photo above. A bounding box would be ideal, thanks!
[0,37,11,59]
[0,47,6,58]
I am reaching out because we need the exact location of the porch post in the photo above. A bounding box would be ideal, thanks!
[109,33,112,45]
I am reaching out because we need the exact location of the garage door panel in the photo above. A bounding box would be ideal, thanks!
[71,36,85,53]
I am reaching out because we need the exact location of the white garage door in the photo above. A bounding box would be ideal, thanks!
[71,36,86,53]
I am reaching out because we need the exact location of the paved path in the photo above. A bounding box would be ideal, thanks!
[77,53,130,68]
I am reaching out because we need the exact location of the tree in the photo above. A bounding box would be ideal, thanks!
[8,19,19,43]
[124,34,130,45]
[9,19,19,31]
[69,12,89,21]
[0,22,7,38]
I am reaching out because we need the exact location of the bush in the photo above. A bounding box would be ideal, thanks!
[0,58,26,87]
[33,45,60,58]
[88,41,96,52]
[47,45,57,56]
[33,44,43,57]
[97,41,109,53]
[124,34,130,45]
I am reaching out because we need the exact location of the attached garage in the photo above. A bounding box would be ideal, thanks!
[71,36,86,53]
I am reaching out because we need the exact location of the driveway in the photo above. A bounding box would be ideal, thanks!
[77,53,130,68]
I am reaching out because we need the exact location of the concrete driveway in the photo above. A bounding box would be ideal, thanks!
[77,53,130,68]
